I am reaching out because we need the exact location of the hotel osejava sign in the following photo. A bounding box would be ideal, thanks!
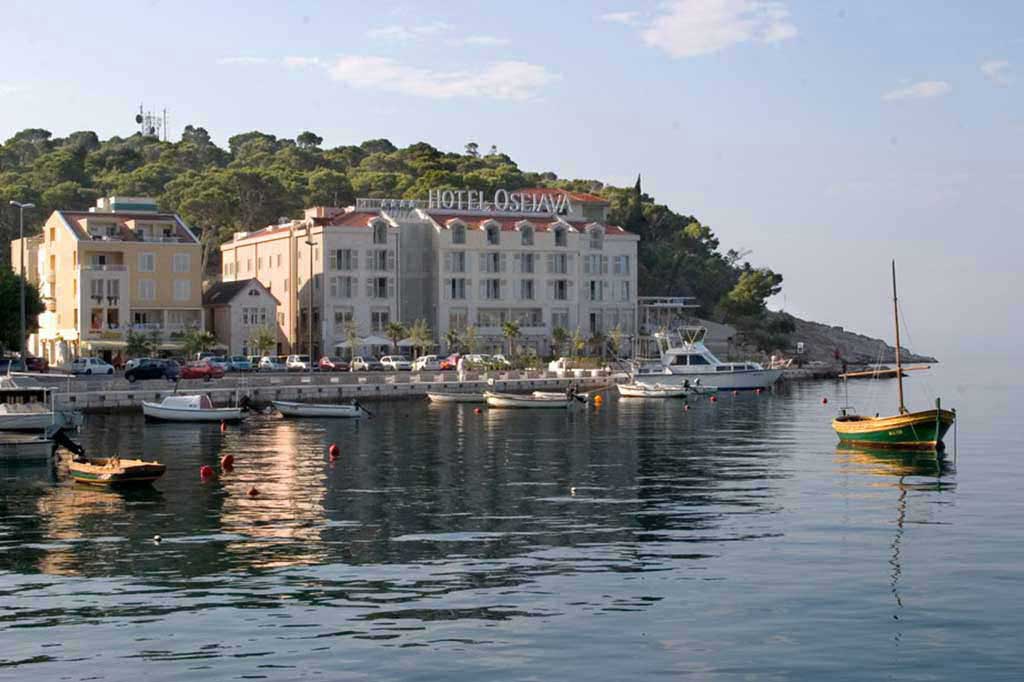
[428,189,572,214]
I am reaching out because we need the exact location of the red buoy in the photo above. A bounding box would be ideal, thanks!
[710,395,717,403]
[756,388,762,395]
[684,404,690,412]
[220,421,227,432]
[220,454,234,471]
[328,443,340,461]
[200,465,215,480]
[247,486,259,497]
[822,397,828,405]
[474,407,482,414]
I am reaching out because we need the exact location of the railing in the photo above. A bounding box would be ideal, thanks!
[136,235,181,243]
[79,264,128,272]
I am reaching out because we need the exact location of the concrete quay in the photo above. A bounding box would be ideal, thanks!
[39,370,616,414]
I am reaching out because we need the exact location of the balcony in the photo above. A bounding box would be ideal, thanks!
[80,264,128,272]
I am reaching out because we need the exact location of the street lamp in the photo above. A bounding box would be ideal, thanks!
[304,226,315,371]
[9,201,35,357]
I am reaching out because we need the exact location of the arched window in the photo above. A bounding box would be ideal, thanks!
[450,220,466,244]
[554,225,567,248]
[518,222,534,246]
[484,221,500,246]
[588,224,604,250]
[371,218,387,245]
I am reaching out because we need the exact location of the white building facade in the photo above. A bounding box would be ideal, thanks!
[219,189,638,357]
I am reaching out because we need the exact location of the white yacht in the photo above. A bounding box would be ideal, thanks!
[0,375,83,432]
[632,327,783,391]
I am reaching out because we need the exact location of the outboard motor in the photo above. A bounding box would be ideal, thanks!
[49,427,85,461]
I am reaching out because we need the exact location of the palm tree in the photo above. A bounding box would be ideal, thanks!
[569,327,585,358]
[444,328,462,354]
[551,326,569,358]
[589,330,607,359]
[608,325,624,358]
[463,325,479,353]
[408,319,433,358]
[501,320,521,358]
[344,320,360,360]
[182,329,216,359]
[249,325,277,358]
[385,321,406,354]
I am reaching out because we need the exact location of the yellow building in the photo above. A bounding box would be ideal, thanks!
[11,196,203,365]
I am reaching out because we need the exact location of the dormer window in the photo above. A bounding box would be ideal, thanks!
[371,219,388,245]
[518,221,535,246]
[451,221,466,244]
[554,225,567,248]
[588,225,604,250]
[484,220,500,246]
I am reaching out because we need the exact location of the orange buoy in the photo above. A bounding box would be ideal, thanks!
[247,486,259,497]
[593,394,603,405]
[220,454,234,471]
[474,407,482,414]
[200,465,215,480]
[710,395,717,403]
[328,443,340,461]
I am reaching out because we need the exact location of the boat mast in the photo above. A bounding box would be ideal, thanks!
[892,260,906,414]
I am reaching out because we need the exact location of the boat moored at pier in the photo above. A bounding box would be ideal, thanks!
[272,400,366,418]
[142,395,245,422]
[631,327,782,391]
[0,375,83,432]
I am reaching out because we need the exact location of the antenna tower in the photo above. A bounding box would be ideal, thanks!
[134,104,169,141]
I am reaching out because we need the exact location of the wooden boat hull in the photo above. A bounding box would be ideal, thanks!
[484,391,575,409]
[69,457,166,486]
[832,409,955,449]
[617,383,689,398]
[427,392,485,403]
[142,401,244,422]
[272,400,363,418]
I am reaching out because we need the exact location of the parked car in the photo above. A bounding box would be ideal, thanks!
[247,355,262,368]
[0,357,27,373]
[380,355,412,371]
[70,357,115,375]
[124,357,151,371]
[207,356,229,371]
[490,354,512,368]
[125,359,178,383]
[319,356,350,372]
[225,355,253,372]
[24,356,49,373]
[197,351,218,361]
[439,353,460,370]
[462,354,492,369]
[286,354,312,371]
[350,356,384,372]
[259,356,287,372]
[411,354,442,372]
[180,359,225,381]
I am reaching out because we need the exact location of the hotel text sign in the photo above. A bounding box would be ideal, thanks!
[428,189,571,214]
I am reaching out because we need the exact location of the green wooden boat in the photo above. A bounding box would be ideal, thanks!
[831,262,955,450]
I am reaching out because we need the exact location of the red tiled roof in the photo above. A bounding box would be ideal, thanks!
[326,211,385,227]
[518,187,610,204]
[425,213,628,235]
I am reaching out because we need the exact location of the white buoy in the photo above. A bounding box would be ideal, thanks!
[153,534,162,543]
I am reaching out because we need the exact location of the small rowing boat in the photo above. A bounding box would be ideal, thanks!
[142,395,244,422]
[617,383,690,398]
[272,400,366,418]
[427,392,486,404]
[484,391,582,409]
[69,456,166,486]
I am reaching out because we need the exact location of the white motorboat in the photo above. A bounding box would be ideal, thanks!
[0,375,83,432]
[616,383,691,398]
[427,392,486,404]
[531,390,591,403]
[632,327,782,390]
[0,432,54,463]
[484,391,581,409]
[272,400,366,418]
[142,394,244,422]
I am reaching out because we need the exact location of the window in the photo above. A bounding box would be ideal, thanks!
[89,279,104,300]
[138,279,156,300]
[583,255,608,275]
[138,252,155,273]
[482,279,501,300]
[477,309,507,327]
[486,224,500,245]
[247,258,253,272]
[513,308,543,326]
[520,253,535,273]
[106,279,120,300]
[173,253,191,273]
[589,227,604,250]
[613,255,631,275]
[480,252,502,273]
[549,253,569,274]
[521,225,534,245]
[174,279,191,301]
[589,280,605,302]
[331,249,356,271]
[551,309,569,330]
[368,277,391,299]
[554,226,567,247]
[519,279,534,300]
[372,221,388,244]
[314,274,321,290]
[449,308,468,330]
[371,309,389,332]
[49,227,55,242]
[552,279,569,301]
[452,223,466,244]
[370,249,391,271]
[333,308,354,329]
[447,278,467,300]
[448,251,466,273]
[276,254,282,268]
[330,276,354,298]
[90,254,107,266]
[277,312,285,326]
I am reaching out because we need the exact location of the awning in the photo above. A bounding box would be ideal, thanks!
[334,340,353,349]
[81,340,128,349]
[397,338,415,347]
[361,335,391,346]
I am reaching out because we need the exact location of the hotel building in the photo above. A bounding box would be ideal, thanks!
[219,188,638,356]
[11,196,203,363]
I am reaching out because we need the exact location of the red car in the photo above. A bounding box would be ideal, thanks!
[25,356,49,373]
[439,353,460,370]
[180,359,225,381]
[318,356,350,372]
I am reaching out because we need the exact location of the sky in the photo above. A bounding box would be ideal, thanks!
[1,0,1021,383]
